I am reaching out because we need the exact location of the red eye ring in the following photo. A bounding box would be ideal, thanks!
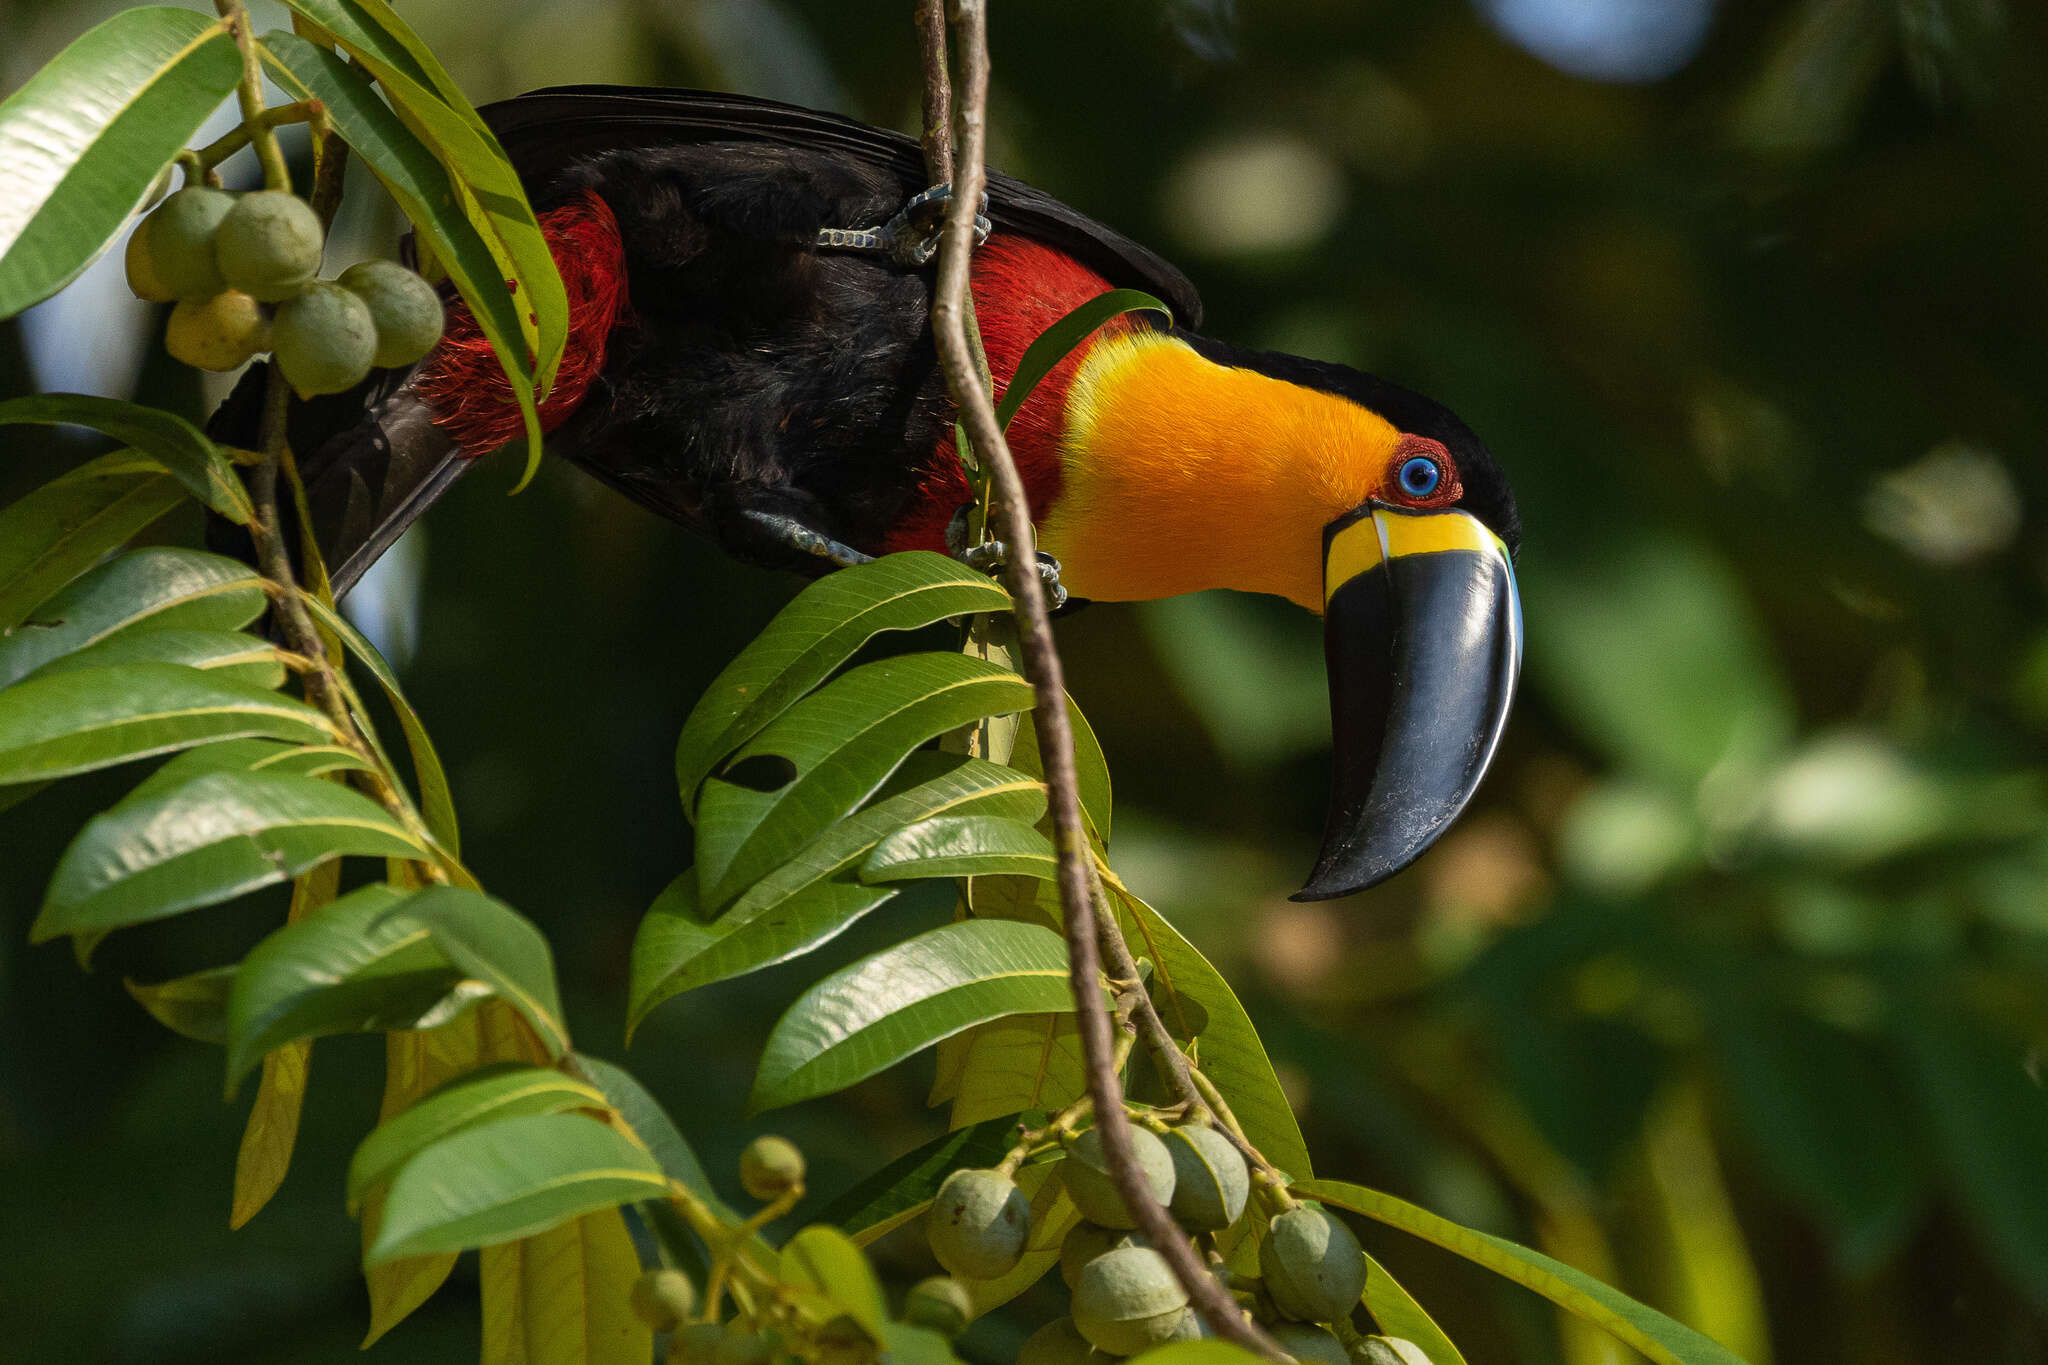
[1385,435,1460,507]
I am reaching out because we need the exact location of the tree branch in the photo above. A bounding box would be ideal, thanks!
[917,6,1280,1354]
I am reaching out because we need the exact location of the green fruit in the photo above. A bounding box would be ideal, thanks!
[667,1323,725,1365]
[271,282,377,397]
[1060,1125,1176,1229]
[124,224,176,302]
[165,290,267,372]
[1165,1308,1211,1341]
[713,1330,775,1365]
[338,260,444,367]
[926,1168,1030,1280]
[737,1134,806,1200]
[142,188,236,300]
[215,190,324,301]
[1259,1203,1368,1324]
[1059,1221,1147,1290]
[1017,1318,1099,1365]
[1351,1339,1431,1365]
[1271,1321,1348,1365]
[1071,1245,1190,1356]
[901,1276,972,1339]
[1164,1125,1250,1231]
[629,1268,698,1332]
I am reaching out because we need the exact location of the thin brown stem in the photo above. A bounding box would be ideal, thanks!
[915,0,953,184]
[917,4,1279,1354]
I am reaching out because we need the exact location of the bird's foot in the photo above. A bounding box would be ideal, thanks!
[815,183,991,267]
[945,505,1066,609]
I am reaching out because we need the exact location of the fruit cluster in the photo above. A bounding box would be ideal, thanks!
[928,1122,1431,1364]
[125,186,443,396]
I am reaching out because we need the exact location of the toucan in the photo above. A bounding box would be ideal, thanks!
[230,86,1523,901]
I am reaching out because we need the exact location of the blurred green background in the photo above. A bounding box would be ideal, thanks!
[3,0,2046,1360]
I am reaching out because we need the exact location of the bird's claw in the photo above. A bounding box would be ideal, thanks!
[814,183,991,267]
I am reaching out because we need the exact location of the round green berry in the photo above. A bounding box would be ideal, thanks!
[271,281,376,398]
[165,290,267,372]
[1271,1321,1348,1365]
[1164,1124,1250,1231]
[926,1168,1031,1281]
[628,1268,698,1332]
[215,190,324,301]
[1059,1125,1176,1230]
[737,1134,806,1200]
[142,188,236,300]
[1016,1318,1098,1365]
[901,1275,972,1339]
[1071,1245,1190,1356]
[1259,1203,1369,1324]
[1059,1221,1147,1291]
[1351,1338,1432,1365]
[338,259,444,367]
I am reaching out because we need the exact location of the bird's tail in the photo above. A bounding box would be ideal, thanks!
[207,189,629,599]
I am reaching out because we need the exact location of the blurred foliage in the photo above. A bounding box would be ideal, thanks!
[3,0,2045,1361]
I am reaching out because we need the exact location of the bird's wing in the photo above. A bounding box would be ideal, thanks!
[479,85,1204,328]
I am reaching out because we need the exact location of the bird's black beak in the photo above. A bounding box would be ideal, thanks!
[1295,505,1522,901]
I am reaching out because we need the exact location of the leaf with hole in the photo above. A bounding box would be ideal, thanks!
[367,1112,669,1262]
[0,662,335,785]
[0,548,266,689]
[694,652,1034,909]
[629,754,1043,1031]
[0,450,185,632]
[675,552,1014,811]
[750,918,1090,1113]
[0,6,241,318]
[0,394,251,522]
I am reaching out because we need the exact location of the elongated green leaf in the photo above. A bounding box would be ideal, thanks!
[348,1064,606,1211]
[676,553,1015,811]
[1003,694,1114,844]
[863,816,1055,883]
[995,289,1171,431]
[572,1054,728,1218]
[0,7,241,318]
[0,450,184,632]
[0,394,251,522]
[819,1110,1030,1243]
[300,591,458,853]
[1297,1180,1749,1365]
[696,653,1034,908]
[629,755,1043,1031]
[226,882,481,1087]
[259,31,540,487]
[393,887,568,1058]
[782,1226,890,1343]
[26,627,285,691]
[947,1011,1085,1131]
[35,768,425,944]
[750,918,1086,1113]
[1362,1252,1468,1365]
[1108,877,1312,1182]
[0,662,335,784]
[369,1112,669,1262]
[270,2,564,469]
[479,1210,651,1365]
[125,964,237,1043]
[119,737,371,809]
[0,548,266,689]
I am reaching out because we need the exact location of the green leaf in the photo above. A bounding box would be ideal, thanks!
[1004,695,1113,845]
[1128,1344,1265,1365]
[0,450,185,632]
[394,887,569,1058]
[780,1225,889,1343]
[1361,1251,1468,1365]
[1297,1180,1749,1365]
[0,548,266,689]
[817,1110,1030,1243]
[695,652,1034,909]
[35,769,426,944]
[629,754,1043,1031]
[268,3,564,475]
[880,1324,962,1365]
[225,882,480,1088]
[25,628,286,691]
[368,1112,669,1262]
[862,816,1055,883]
[994,289,1170,432]
[0,6,241,318]
[258,31,541,485]
[1108,878,1312,1182]
[125,964,237,1043]
[300,591,459,854]
[749,918,1087,1113]
[118,736,372,809]
[0,662,336,784]
[675,553,1015,811]
[0,394,252,522]
[571,1054,729,1219]
[348,1064,607,1212]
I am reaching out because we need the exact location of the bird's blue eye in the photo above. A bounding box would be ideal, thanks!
[1398,455,1442,498]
